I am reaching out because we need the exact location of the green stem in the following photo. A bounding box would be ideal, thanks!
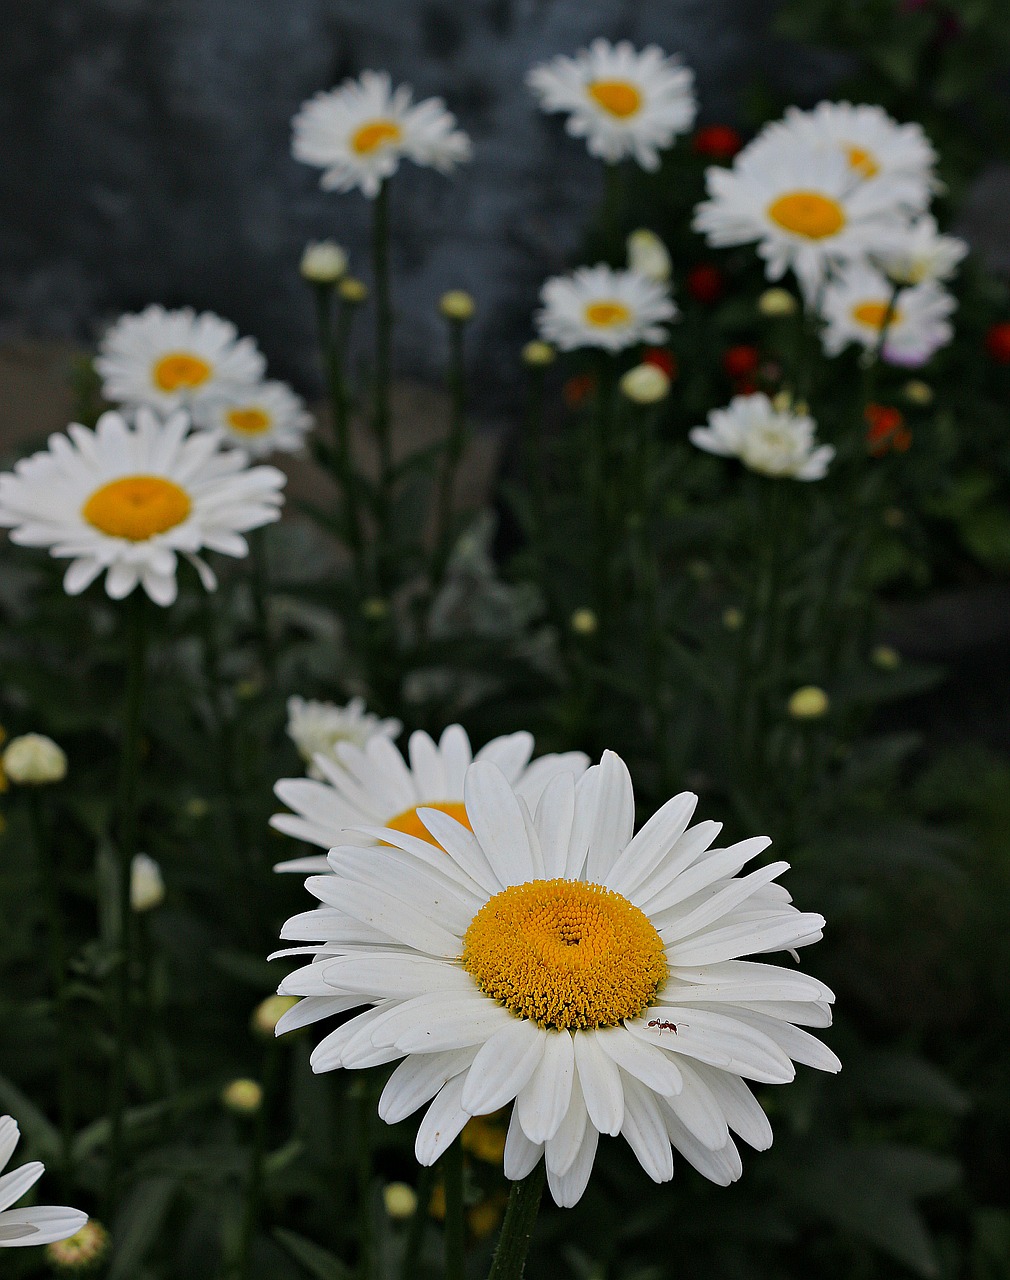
[443,1138,465,1280]
[357,1087,374,1280]
[250,526,276,685]
[372,180,394,584]
[602,161,623,259]
[399,1165,434,1280]
[592,362,616,632]
[431,319,468,589]
[486,1167,545,1280]
[235,1041,281,1280]
[105,590,149,1210]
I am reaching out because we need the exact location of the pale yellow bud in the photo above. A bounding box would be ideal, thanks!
[45,1221,109,1271]
[722,607,744,631]
[627,228,672,282]
[221,1078,263,1115]
[300,240,348,285]
[569,608,598,636]
[871,645,901,671]
[2,733,66,784]
[129,854,165,912]
[787,686,830,720]
[758,288,798,317]
[619,363,670,405]
[338,277,368,304]
[360,596,389,621]
[383,1182,418,1220]
[903,379,933,406]
[251,994,299,1038]
[521,340,556,367]
[439,290,475,322]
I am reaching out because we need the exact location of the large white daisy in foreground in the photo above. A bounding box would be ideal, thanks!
[207,381,314,457]
[292,71,472,199]
[0,1116,87,1247]
[274,751,838,1207]
[96,306,265,421]
[694,138,907,300]
[690,393,835,481]
[286,695,402,781]
[818,263,955,366]
[536,264,676,353]
[272,724,588,873]
[527,39,696,170]
[0,409,285,606]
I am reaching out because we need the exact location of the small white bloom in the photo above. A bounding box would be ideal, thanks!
[95,305,265,422]
[620,363,670,404]
[528,39,696,170]
[0,1116,88,1247]
[292,70,472,199]
[873,213,968,285]
[206,381,314,458]
[286,696,402,781]
[819,262,955,365]
[627,229,672,282]
[536,264,676,353]
[2,735,67,785]
[130,854,165,912]
[300,240,348,284]
[690,393,835,480]
[0,409,285,607]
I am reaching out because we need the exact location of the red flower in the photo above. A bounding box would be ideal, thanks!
[686,264,725,304]
[563,373,597,409]
[642,347,678,379]
[985,322,1010,364]
[865,403,912,456]
[693,124,743,161]
[722,345,760,378]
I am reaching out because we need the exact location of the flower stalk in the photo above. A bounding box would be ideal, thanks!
[486,1166,545,1280]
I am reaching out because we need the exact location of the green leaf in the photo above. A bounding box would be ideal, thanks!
[107,1177,179,1280]
[0,1074,60,1161]
[273,1228,353,1280]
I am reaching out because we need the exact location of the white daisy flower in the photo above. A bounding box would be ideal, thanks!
[693,139,908,300]
[527,39,696,170]
[271,724,588,874]
[0,1116,87,1247]
[95,305,265,421]
[873,213,968,286]
[819,262,956,366]
[286,696,402,781]
[535,264,676,353]
[274,751,838,1207]
[755,102,937,211]
[0,409,285,607]
[207,381,314,457]
[690,394,835,481]
[292,70,472,199]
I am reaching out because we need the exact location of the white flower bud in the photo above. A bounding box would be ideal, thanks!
[300,240,347,284]
[129,854,165,912]
[619,362,670,405]
[627,229,672,283]
[2,734,67,785]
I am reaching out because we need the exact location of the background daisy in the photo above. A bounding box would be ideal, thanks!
[292,70,472,198]
[207,380,314,457]
[818,263,956,365]
[535,264,676,352]
[690,393,835,480]
[0,409,285,606]
[527,39,696,170]
[286,696,402,780]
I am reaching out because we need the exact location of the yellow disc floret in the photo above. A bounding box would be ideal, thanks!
[587,80,643,119]
[152,351,213,392]
[852,301,902,330]
[767,191,846,240]
[844,145,879,179]
[462,878,667,1030]
[584,300,632,328]
[386,800,472,846]
[226,406,272,435]
[82,475,192,541]
[352,119,403,154]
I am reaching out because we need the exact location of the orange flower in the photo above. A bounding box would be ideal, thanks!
[865,403,912,456]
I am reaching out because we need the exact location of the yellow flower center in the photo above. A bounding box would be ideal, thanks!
[462,878,668,1030]
[351,119,403,155]
[845,144,879,178]
[767,191,846,239]
[152,352,213,392]
[385,800,472,846]
[226,406,272,435]
[852,301,902,330]
[584,300,632,328]
[82,475,192,541]
[587,79,643,119]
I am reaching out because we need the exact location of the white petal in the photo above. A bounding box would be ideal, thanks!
[662,1059,729,1150]
[464,762,536,887]
[690,1065,773,1150]
[544,1072,588,1177]
[620,1073,674,1183]
[379,1050,478,1124]
[321,953,474,999]
[534,773,576,879]
[545,1123,598,1208]
[326,881,461,957]
[503,1106,544,1181]
[0,1207,90,1247]
[0,1163,43,1214]
[598,1026,682,1096]
[460,1019,545,1115]
[373,992,513,1054]
[585,751,635,883]
[573,1029,624,1135]
[415,1074,470,1165]
[604,791,698,898]
[516,1031,575,1144]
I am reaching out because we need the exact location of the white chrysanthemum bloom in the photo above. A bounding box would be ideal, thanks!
[206,381,314,457]
[292,70,472,199]
[271,724,588,874]
[273,752,838,1207]
[873,214,968,286]
[754,102,937,211]
[536,265,676,353]
[95,306,265,422]
[693,138,909,300]
[0,409,285,606]
[690,394,835,481]
[527,40,696,170]
[819,262,955,366]
[627,229,672,282]
[0,1117,88,1247]
[286,696,402,782]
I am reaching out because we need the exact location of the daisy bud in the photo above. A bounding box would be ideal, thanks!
[300,240,347,285]
[338,278,369,305]
[129,854,165,912]
[872,645,901,671]
[251,994,299,1038]
[903,379,933,405]
[383,1182,418,1220]
[626,229,672,283]
[521,340,556,367]
[45,1221,110,1271]
[221,1079,263,1115]
[185,797,209,819]
[2,734,67,785]
[569,607,598,636]
[722,606,744,631]
[439,290,475,323]
[787,686,830,720]
[758,288,798,318]
[360,596,389,621]
[619,362,670,405]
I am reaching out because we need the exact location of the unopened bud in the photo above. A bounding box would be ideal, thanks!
[129,854,165,912]
[383,1182,418,1220]
[569,608,598,636]
[2,734,67,785]
[300,240,347,285]
[221,1078,263,1115]
[758,288,798,318]
[521,340,556,367]
[787,686,830,720]
[439,290,475,322]
[251,994,299,1038]
[619,363,670,405]
[338,278,368,304]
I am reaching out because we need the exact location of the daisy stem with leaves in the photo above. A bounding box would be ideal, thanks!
[106,590,150,1209]
[486,1167,545,1280]
[431,312,469,590]
[371,179,395,581]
